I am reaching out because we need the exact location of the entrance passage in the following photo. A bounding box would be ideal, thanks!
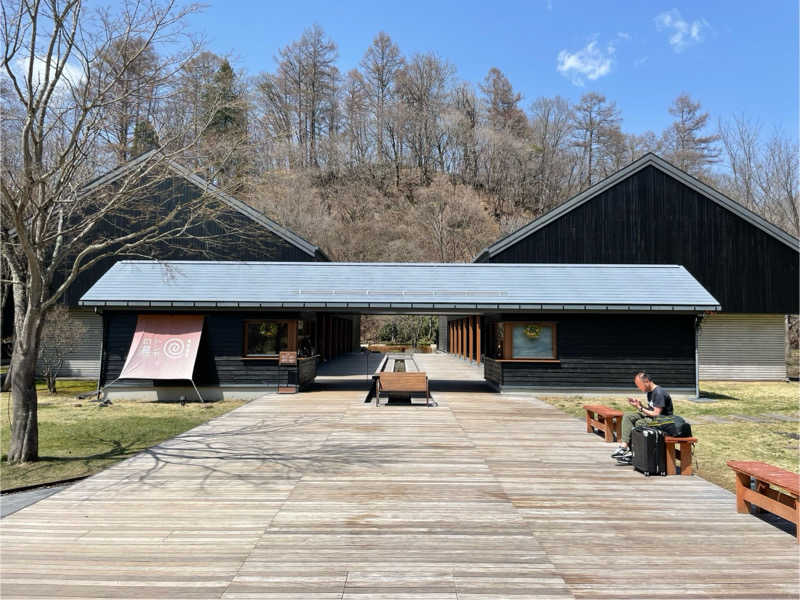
[315,351,491,395]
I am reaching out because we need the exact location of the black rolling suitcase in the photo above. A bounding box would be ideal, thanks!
[631,426,667,476]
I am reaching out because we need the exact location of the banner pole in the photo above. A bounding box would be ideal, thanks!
[189,379,204,403]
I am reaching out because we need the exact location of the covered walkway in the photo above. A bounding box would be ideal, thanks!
[1,385,797,598]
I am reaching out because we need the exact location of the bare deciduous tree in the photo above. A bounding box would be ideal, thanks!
[664,93,720,175]
[36,304,86,393]
[0,0,239,463]
[360,32,403,165]
[571,92,621,187]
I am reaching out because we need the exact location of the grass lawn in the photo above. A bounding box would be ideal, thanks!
[539,380,799,494]
[0,379,246,491]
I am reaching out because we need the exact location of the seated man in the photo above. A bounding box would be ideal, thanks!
[611,371,673,464]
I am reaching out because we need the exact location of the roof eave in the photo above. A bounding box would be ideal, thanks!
[78,299,721,312]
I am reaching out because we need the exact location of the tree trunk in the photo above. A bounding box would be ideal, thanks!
[7,312,43,464]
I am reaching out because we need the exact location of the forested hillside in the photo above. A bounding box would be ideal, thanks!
[13,25,795,261]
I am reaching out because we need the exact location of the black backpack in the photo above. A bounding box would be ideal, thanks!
[653,415,692,437]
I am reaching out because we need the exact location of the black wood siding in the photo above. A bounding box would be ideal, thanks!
[63,176,322,306]
[484,313,696,389]
[102,311,308,388]
[479,166,799,314]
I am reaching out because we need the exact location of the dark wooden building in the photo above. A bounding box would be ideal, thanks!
[32,151,332,380]
[469,153,799,381]
[82,261,719,396]
[99,311,357,400]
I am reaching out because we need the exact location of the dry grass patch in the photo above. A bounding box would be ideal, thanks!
[1,380,246,491]
[539,380,799,493]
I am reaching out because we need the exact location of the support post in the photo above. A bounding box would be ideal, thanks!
[468,316,474,362]
[476,316,481,364]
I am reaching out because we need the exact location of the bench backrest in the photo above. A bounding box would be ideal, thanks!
[378,372,428,391]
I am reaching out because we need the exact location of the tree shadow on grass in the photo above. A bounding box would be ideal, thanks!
[2,436,146,478]
[698,389,739,401]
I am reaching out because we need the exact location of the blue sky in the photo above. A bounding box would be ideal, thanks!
[187,1,798,140]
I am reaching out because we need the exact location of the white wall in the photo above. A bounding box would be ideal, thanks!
[698,313,786,380]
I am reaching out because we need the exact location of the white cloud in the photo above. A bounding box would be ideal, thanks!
[13,55,83,91]
[617,32,631,40]
[634,56,649,68]
[655,9,709,53]
[556,40,615,86]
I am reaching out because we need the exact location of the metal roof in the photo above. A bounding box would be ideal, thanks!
[79,150,328,260]
[474,152,800,261]
[80,261,720,312]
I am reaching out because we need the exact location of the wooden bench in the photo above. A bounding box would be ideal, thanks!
[665,436,697,476]
[727,460,799,542]
[376,372,430,407]
[583,404,623,442]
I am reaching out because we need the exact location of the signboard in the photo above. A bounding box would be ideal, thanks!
[119,314,204,380]
[279,351,298,365]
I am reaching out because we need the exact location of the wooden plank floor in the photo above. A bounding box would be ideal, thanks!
[1,354,797,599]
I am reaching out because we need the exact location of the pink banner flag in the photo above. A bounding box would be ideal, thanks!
[119,315,204,380]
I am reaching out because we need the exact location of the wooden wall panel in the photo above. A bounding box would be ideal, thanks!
[488,313,696,389]
[481,166,799,314]
[101,311,307,387]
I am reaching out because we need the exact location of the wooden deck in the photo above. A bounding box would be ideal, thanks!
[2,356,797,598]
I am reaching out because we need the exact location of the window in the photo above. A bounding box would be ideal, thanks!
[244,320,290,357]
[495,322,557,360]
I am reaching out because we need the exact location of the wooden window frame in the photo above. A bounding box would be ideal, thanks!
[502,321,558,362]
[242,319,297,359]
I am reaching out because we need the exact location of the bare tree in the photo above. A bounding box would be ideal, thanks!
[396,53,454,184]
[359,32,403,165]
[480,67,527,136]
[36,304,86,393]
[272,25,338,168]
[759,133,799,236]
[412,175,498,262]
[0,0,237,463]
[97,36,159,161]
[571,92,621,187]
[718,115,799,236]
[664,93,719,175]
[341,69,370,166]
[529,96,575,213]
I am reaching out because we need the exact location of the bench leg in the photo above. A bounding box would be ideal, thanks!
[796,503,800,544]
[679,442,693,476]
[598,417,614,442]
[585,411,593,434]
[735,473,751,513]
[665,442,677,476]
[613,417,621,443]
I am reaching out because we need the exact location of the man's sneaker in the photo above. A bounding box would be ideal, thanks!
[610,446,628,459]
[615,450,633,464]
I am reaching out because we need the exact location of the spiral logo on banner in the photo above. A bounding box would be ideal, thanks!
[163,337,186,359]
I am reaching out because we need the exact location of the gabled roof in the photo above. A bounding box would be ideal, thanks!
[80,150,328,260]
[80,260,721,313]
[474,152,799,262]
